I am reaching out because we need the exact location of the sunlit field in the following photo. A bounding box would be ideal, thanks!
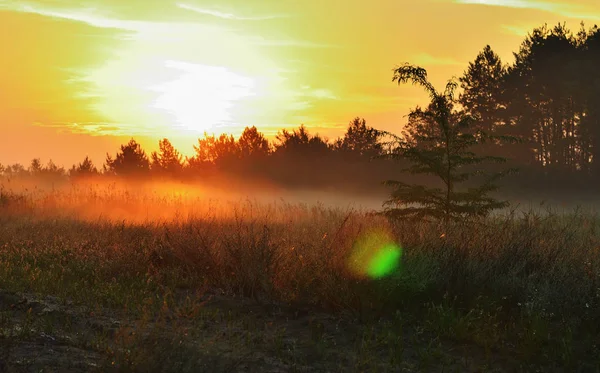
[1,179,599,372]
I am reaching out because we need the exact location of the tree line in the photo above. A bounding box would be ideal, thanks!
[2,22,599,198]
[0,119,388,191]
[459,23,600,176]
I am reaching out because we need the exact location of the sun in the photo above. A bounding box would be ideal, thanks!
[148,60,257,133]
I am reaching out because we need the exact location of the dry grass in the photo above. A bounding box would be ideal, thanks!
[1,180,599,371]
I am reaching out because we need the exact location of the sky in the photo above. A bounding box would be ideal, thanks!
[1,0,599,167]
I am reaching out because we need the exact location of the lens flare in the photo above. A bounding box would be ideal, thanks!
[367,244,402,278]
[348,228,402,279]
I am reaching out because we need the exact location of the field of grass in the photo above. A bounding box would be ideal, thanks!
[1,180,599,372]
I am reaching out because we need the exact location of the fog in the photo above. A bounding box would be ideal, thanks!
[0,174,389,223]
[2,172,599,225]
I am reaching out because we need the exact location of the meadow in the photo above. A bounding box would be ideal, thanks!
[1,179,599,372]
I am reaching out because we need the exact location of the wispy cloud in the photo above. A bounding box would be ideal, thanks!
[295,85,338,100]
[16,4,138,31]
[411,53,464,66]
[501,24,531,36]
[457,0,556,10]
[9,2,327,48]
[455,0,600,20]
[12,3,227,36]
[34,122,144,136]
[310,88,338,100]
[177,3,286,21]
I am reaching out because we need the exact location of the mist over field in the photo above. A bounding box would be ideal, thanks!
[2,174,600,221]
[0,174,384,222]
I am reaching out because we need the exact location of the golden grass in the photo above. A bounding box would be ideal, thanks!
[1,179,600,370]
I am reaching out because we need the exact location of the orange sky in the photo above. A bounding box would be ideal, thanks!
[1,0,599,167]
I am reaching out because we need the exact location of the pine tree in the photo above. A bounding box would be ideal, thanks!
[104,139,150,176]
[29,158,43,174]
[70,156,99,177]
[459,45,507,133]
[238,126,270,159]
[378,64,516,222]
[336,117,382,160]
[151,138,184,175]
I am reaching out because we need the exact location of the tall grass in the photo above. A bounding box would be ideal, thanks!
[1,182,599,369]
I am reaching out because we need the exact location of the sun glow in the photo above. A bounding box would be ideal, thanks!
[148,60,258,133]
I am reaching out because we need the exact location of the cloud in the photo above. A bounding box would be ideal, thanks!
[11,3,223,37]
[311,89,338,100]
[9,2,328,48]
[177,3,286,21]
[500,24,531,36]
[411,53,464,66]
[455,0,600,20]
[33,122,140,136]
[15,3,140,31]
[299,86,339,100]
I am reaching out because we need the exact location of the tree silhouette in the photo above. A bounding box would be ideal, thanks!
[378,64,514,222]
[459,45,507,134]
[459,46,528,167]
[29,158,43,174]
[274,125,330,156]
[187,133,215,171]
[43,160,65,177]
[238,126,270,159]
[213,134,240,168]
[104,139,150,176]
[151,138,184,175]
[580,25,600,175]
[504,24,585,170]
[27,158,65,177]
[270,125,333,187]
[69,156,98,177]
[335,117,382,160]
[188,133,240,171]
[3,164,27,177]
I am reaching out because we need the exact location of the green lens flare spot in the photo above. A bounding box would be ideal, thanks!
[347,228,403,279]
[367,245,402,279]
